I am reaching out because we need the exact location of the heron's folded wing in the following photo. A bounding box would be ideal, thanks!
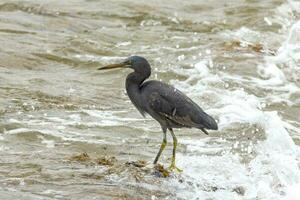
[148,92,198,127]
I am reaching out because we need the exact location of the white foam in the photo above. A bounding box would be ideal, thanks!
[286,183,300,200]
[167,1,300,198]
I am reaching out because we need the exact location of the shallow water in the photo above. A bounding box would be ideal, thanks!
[0,0,300,199]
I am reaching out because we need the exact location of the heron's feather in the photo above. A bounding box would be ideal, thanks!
[143,80,218,130]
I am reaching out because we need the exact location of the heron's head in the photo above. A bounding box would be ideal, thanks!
[98,56,151,75]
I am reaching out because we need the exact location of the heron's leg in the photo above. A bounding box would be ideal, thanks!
[168,128,182,172]
[153,127,167,164]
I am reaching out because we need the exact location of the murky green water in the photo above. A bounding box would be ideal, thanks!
[1,0,300,199]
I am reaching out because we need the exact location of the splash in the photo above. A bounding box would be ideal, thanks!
[168,1,300,199]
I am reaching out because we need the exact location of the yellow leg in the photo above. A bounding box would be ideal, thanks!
[168,128,182,172]
[153,128,167,164]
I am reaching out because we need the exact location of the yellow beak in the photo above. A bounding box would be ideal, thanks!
[98,63,126,70]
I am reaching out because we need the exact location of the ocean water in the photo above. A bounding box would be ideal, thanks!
[0,0,300,199]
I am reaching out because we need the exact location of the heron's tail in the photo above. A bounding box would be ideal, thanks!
[199,112,218,130]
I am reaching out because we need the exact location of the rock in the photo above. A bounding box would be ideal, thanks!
[233,186,245,196]
[69,152,90,162]
[95,156,117,166]
[153,164,170,178]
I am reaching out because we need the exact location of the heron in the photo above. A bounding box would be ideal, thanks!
[98,56,218,172]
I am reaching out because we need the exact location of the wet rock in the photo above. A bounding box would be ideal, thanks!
[69,152,90,162]
[250,43,263,53]
[95,156,117,166]
[153,164,170,178]
[211,186,218,192]
[126,160,147,168]
[233,186,245,196]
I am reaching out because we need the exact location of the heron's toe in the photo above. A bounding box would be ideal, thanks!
[168,163,183,172]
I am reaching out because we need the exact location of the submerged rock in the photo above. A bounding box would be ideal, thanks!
[153,164,170,178]
[69,152,91,162]
[126,160,147,168]
[233,186,246,196]
[95,156,117,166]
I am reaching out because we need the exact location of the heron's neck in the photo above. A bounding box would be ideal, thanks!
[126,71,149,86]
[125,71,149,108]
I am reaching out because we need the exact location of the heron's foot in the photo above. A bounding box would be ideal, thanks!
[168,162,183,172]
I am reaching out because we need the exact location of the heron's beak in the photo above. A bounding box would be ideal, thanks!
[98,62,127,70]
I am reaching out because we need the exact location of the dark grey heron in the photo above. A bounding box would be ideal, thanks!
[98,56,218,172]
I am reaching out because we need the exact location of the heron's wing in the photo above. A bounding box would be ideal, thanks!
[148,91,201,128]
[146,81,217,131]
[142,80,217,130]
